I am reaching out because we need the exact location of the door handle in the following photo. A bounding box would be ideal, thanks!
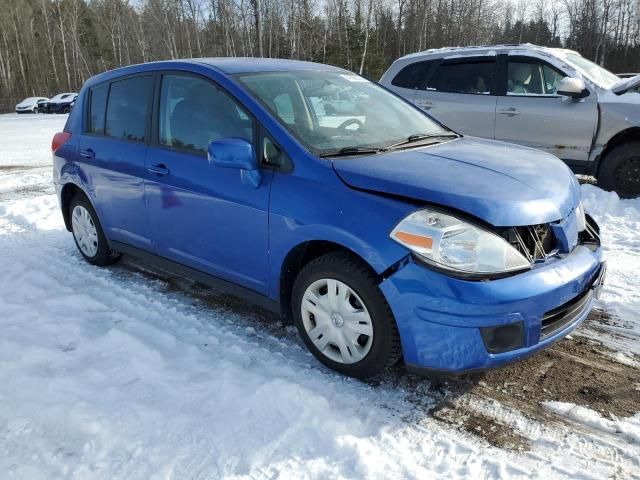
[498,107,520,116]
[147,164,170,176]
[80,148,95,159]
[417,101,434,110]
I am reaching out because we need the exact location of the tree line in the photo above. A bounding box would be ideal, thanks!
[1,0,639,112]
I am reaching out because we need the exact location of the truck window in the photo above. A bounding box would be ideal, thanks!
[391,61,433,90]
[507,61,566,95]
[429,61,495,95]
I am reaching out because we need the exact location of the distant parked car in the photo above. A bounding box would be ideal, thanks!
[15,97,49,114]
[381,44,640,197]
[52,58,605,379]
[40,93,78,114]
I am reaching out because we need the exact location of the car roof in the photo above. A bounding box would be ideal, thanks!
[93,57,345,80]
[396,43,580,61]
[83,57,348,90]
[191,57,345,74]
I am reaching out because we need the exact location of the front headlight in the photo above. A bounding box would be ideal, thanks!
[390,208,531,276]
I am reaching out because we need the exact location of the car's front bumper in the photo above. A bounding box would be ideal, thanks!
[380,245,604,374]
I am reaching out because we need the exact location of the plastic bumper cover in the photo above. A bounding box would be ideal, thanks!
[379,245,605,373]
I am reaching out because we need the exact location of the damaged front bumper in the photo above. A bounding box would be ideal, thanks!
[380,245,605,374]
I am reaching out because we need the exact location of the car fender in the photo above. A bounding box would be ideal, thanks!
[267,168,414,300]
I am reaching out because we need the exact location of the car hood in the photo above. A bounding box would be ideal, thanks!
[332,137,580,227]
[16,100,34,108]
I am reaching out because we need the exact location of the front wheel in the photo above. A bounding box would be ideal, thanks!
[597,142,640,198]
[292,252,401,379]
[70,194,119,266]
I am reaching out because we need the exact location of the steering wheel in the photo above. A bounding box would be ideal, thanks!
[337,118,364,132]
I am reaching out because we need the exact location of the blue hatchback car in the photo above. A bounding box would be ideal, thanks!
[52,58,606,378]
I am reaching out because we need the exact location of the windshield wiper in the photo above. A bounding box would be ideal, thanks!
[383,132,459,151]
[319,146,383,158]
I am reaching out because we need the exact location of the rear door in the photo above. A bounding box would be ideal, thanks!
[494,55,598,161]
[144,72,273,295]
[77,75,154,249]
[412,57,498,138]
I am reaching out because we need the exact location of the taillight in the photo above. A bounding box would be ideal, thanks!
[52,132,71,153]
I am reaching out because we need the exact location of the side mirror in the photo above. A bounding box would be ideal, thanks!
[557,77,589,99]
[208,138,261,188]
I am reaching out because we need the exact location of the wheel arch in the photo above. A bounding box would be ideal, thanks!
[279,240,381,323]
[60,182,91,231]
[596,127,640,177]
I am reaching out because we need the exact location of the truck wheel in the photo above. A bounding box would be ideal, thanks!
[292,252,401,379]
[597,142,640,198]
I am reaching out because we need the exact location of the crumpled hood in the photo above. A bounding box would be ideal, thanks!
[612,75,640,95]
[332,137,580,226]
[16,99,34,108]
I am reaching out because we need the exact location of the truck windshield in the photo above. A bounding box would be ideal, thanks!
[237,70,448,156]
[564,53,620,89]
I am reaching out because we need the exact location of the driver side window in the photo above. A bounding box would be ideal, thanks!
[507,61,566,96]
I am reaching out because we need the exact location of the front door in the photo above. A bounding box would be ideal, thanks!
[494,56,598,161]
[144,73,272,294]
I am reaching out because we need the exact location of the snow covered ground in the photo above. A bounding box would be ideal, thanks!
[0,113,638,479]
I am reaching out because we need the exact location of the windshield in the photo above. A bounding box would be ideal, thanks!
[563,53,620,89]
[237,70,448,155]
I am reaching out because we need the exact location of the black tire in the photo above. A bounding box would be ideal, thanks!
[62,106,70,114]
[292,252,401,379]
[69,194,120,266]
[597,141,640,198]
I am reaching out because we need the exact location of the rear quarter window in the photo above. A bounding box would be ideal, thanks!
[391,61,433,89]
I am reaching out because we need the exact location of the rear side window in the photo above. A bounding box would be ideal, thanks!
[88,83,108,135]
[391,61,433,89]
[158,74,253,154]
[105,76,153,142]
[428,61,495,95]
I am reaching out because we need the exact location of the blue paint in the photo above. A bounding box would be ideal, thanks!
[53,58,604,373]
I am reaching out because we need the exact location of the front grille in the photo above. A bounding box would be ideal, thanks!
[541,288,592,339]
[500,224,555,262]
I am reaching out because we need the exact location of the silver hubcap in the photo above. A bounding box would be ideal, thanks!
[71,205,99,257]
[301,278,374,364]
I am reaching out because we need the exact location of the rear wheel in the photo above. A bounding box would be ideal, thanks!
[597,142,640,198]
[69,194,119,266]
[292,252,401,379]
[62,106,70,114]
